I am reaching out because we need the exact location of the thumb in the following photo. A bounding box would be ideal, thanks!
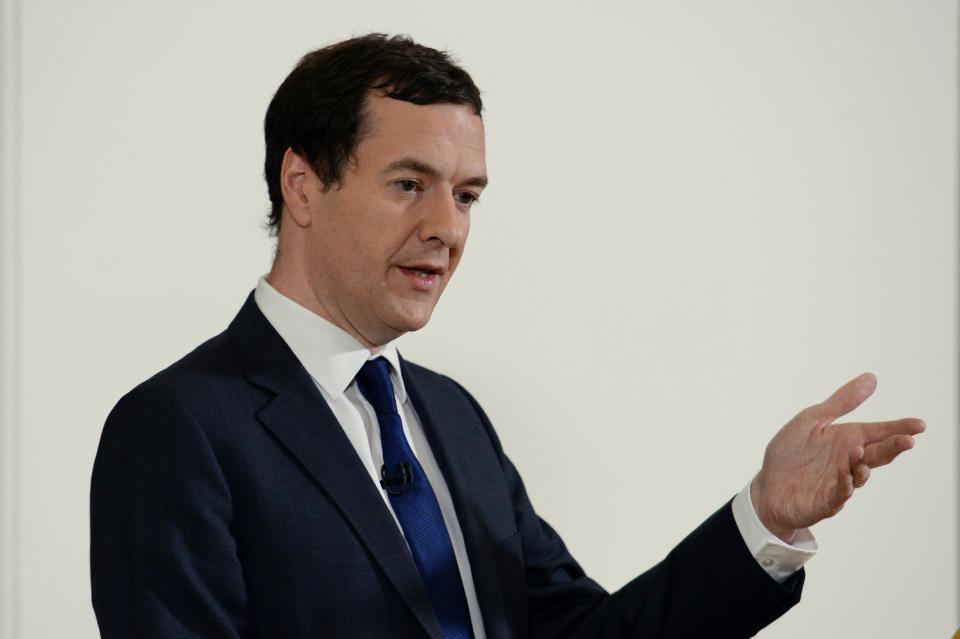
[810,373,877,424]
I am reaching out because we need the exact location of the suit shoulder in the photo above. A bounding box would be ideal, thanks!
[104,326,253,442]
[122,328,238,402]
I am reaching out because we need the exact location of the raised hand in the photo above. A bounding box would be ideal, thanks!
[751,373,925,543]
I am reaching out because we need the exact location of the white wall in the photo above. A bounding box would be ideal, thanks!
[1,1,956,637]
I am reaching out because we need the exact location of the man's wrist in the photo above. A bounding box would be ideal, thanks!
[733,480,818,584]
[750,474,798,544]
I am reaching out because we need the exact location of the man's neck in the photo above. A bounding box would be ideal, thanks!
[264,268,387,356]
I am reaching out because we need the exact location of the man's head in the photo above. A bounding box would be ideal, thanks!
[263,33,483,235]
[264,35,487,350]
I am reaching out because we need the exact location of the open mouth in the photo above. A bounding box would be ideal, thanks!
[400,266,439,279]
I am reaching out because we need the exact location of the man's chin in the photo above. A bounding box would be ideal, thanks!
[384,305,435,337]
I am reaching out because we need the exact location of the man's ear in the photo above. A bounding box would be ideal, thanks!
[279,148,317,228]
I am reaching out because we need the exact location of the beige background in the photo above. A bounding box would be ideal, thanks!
[0,1,957,637]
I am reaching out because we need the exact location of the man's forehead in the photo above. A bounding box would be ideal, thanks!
[358,95,487,178]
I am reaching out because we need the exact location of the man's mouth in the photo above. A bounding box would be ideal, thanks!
[402,267,435,279]
[397,264,443,289]
[399,263,443,276]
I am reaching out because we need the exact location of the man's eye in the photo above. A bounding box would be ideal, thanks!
[454,192,479,207]
[395,180,419,193]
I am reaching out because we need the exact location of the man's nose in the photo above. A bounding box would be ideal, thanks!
[420,191,468,248]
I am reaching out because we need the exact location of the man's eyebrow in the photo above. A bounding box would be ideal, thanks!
[462,175,489,189]
[382,157,488,189]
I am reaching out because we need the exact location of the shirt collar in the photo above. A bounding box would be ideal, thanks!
[253,276,407,403]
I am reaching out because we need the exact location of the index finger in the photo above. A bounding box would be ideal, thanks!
[808,372,878,424]
[859,417,927,444]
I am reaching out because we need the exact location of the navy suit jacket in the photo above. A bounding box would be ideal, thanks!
[91,293,803,638]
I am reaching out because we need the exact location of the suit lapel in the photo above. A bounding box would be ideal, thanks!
[402,361,514,639]
[228,294,445,639]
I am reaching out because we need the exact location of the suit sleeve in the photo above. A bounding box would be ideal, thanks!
[90,382,249,638]
[456,382,804,639]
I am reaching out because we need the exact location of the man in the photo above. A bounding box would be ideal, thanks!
[90,34,924,638]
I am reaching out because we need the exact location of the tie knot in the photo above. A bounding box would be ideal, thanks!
[355,357,397,415]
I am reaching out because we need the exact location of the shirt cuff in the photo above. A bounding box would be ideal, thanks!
[731,480,818,584]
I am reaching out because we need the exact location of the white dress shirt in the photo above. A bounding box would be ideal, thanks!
[253,275,816,634]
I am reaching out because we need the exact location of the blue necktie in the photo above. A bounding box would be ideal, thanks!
[355,358,472,639]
